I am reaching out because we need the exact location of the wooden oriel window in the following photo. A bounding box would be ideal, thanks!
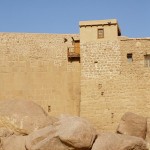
[97,29,104,39]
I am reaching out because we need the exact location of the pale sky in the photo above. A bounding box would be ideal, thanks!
[0,0,150,38]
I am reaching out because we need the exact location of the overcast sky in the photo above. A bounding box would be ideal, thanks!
[0,0,149,38]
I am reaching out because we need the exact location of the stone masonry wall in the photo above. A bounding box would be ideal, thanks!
[0,33,80,116]
[80,38,150,132]
[80,40,121,131]
[1,31,150,132]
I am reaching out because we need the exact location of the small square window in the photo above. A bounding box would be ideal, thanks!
[97,29,104,39]
[144,55,150,67]
[127,53,133,63]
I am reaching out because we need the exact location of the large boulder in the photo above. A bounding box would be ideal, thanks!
[92,133,148,150]
[56,115,96,149]
[0,100,56,135]
[26,115,97,150]
[26,125,71,150]
[117,112,147,139]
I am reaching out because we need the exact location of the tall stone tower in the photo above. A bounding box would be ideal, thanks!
[79,19,123,131]
[79,19,150,131]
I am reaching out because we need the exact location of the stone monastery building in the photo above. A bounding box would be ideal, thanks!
[0,19,150,131]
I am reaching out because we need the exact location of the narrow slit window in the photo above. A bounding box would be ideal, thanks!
[127,53,133,62]
[144,55,150,67]
[97,29,104,39]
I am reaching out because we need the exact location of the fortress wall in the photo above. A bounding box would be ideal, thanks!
[80,38,150,131]
[0,33,80,116]
[1,31,150,132]
[118,38,150,115]
[80,40,121,131]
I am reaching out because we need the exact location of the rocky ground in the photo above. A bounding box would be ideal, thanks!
[0,100,149,150]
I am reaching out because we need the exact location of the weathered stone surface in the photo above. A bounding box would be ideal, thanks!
[92,133,148,150]
[56,115,96,149]
[1,135,26,150]
[117,112,147,139]
[26,115,96,150]
[0,100,56,135]
[26,125,71,150]
[0,127,13,138]
[0,33,80,119]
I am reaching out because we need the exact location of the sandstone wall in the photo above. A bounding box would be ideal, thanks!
[1,31,150,132]
[80,37,150,131]
[0,33,80,116]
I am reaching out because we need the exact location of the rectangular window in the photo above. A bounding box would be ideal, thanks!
[127,53,133,63]
[144,55,150,67]
[97,29,104,39]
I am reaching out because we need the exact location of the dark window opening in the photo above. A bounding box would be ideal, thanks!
[144,55,150,67]
[127,53,133,62]
[97,29,104,39]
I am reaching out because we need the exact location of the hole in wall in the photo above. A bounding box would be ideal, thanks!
[48,105,51,112]
[98,84,102,89]
[111,113,114,118]
[101,92,104,96]
[111,113,114,124]
[94,61,98,67]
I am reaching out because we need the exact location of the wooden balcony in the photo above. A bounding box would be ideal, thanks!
[68,47,80,57]
[68,46,80,62]
[67,38,80,62]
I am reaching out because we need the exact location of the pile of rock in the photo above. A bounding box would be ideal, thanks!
[0,100,149,150]
[92,111,149,150]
